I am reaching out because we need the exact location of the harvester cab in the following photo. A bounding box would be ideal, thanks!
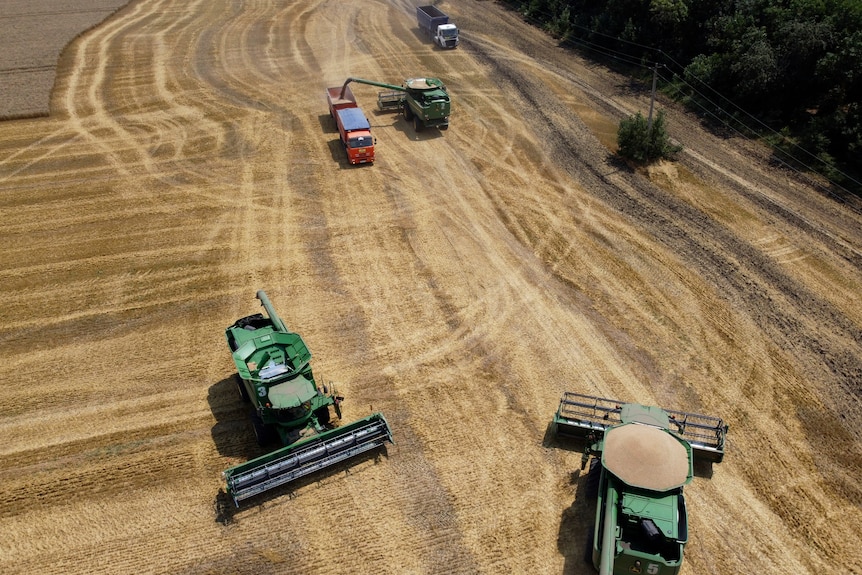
[553,392,728,575]
[222,291,393,505]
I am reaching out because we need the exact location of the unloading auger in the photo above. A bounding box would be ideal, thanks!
[222,290,393,505]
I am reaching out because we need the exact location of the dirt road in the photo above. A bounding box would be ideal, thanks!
[1,1,860,573]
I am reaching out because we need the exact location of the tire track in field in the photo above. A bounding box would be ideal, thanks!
[3,1,862,574]
[464,7,862,568]
[209,1,332,309]
[0,124,82,182]
[261,4,487,570]
[470,6,862,414]
[57,0,238,195]
[60,0,158,183]
[295,7,649,568]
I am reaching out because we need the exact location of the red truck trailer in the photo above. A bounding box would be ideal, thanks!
[326,85,375,165]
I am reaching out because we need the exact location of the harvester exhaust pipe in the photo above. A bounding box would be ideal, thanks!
[256,290,288,334]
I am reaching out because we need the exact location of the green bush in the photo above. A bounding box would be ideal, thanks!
[617,110,682,164]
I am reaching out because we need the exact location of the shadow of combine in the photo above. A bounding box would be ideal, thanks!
[557,465,603,575]
[208,375,265,461]
[542,421,585,452]
[543,421,595,573]
[209,374,264,525]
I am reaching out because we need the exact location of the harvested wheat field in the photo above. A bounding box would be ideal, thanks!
[1,0,861,574]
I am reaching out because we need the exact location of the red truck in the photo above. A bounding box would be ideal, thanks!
[326,84,375,165]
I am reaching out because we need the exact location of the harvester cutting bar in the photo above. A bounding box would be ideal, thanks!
[554,392,728,462]
[224,413,393,505]
[377,90,404,111]
[554,392,624,439]
[664,408,728,462]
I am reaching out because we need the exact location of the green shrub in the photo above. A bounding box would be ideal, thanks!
[617,110,682,164]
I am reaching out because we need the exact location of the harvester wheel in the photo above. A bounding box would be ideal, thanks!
[236,376,250,403]
[250,411,275,446]
[584,456,601,499]
[413,116,423,132]
[403,105,414,121]
[314,405,331,425]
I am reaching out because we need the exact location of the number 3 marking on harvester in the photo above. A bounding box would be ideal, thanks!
[257,387,266,397]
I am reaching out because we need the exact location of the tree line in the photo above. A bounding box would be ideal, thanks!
[502,0,862,196]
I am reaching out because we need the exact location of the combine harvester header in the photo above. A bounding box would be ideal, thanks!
[224,413,392,504]
[554,391,728,462]
[222,290,393,505]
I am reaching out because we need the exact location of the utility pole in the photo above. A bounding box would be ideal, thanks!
[647,62,661,132]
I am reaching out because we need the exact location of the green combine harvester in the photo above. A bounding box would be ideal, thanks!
[339,76,450,131]
[553,392,728,575]
[222,290,393,505]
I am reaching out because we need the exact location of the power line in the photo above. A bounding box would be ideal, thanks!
[655,66,862,197]
[510,3,861,200]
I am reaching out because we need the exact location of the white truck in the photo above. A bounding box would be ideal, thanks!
[416,5,459,49]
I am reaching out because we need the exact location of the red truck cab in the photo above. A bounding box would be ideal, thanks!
[326,85,375,165]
